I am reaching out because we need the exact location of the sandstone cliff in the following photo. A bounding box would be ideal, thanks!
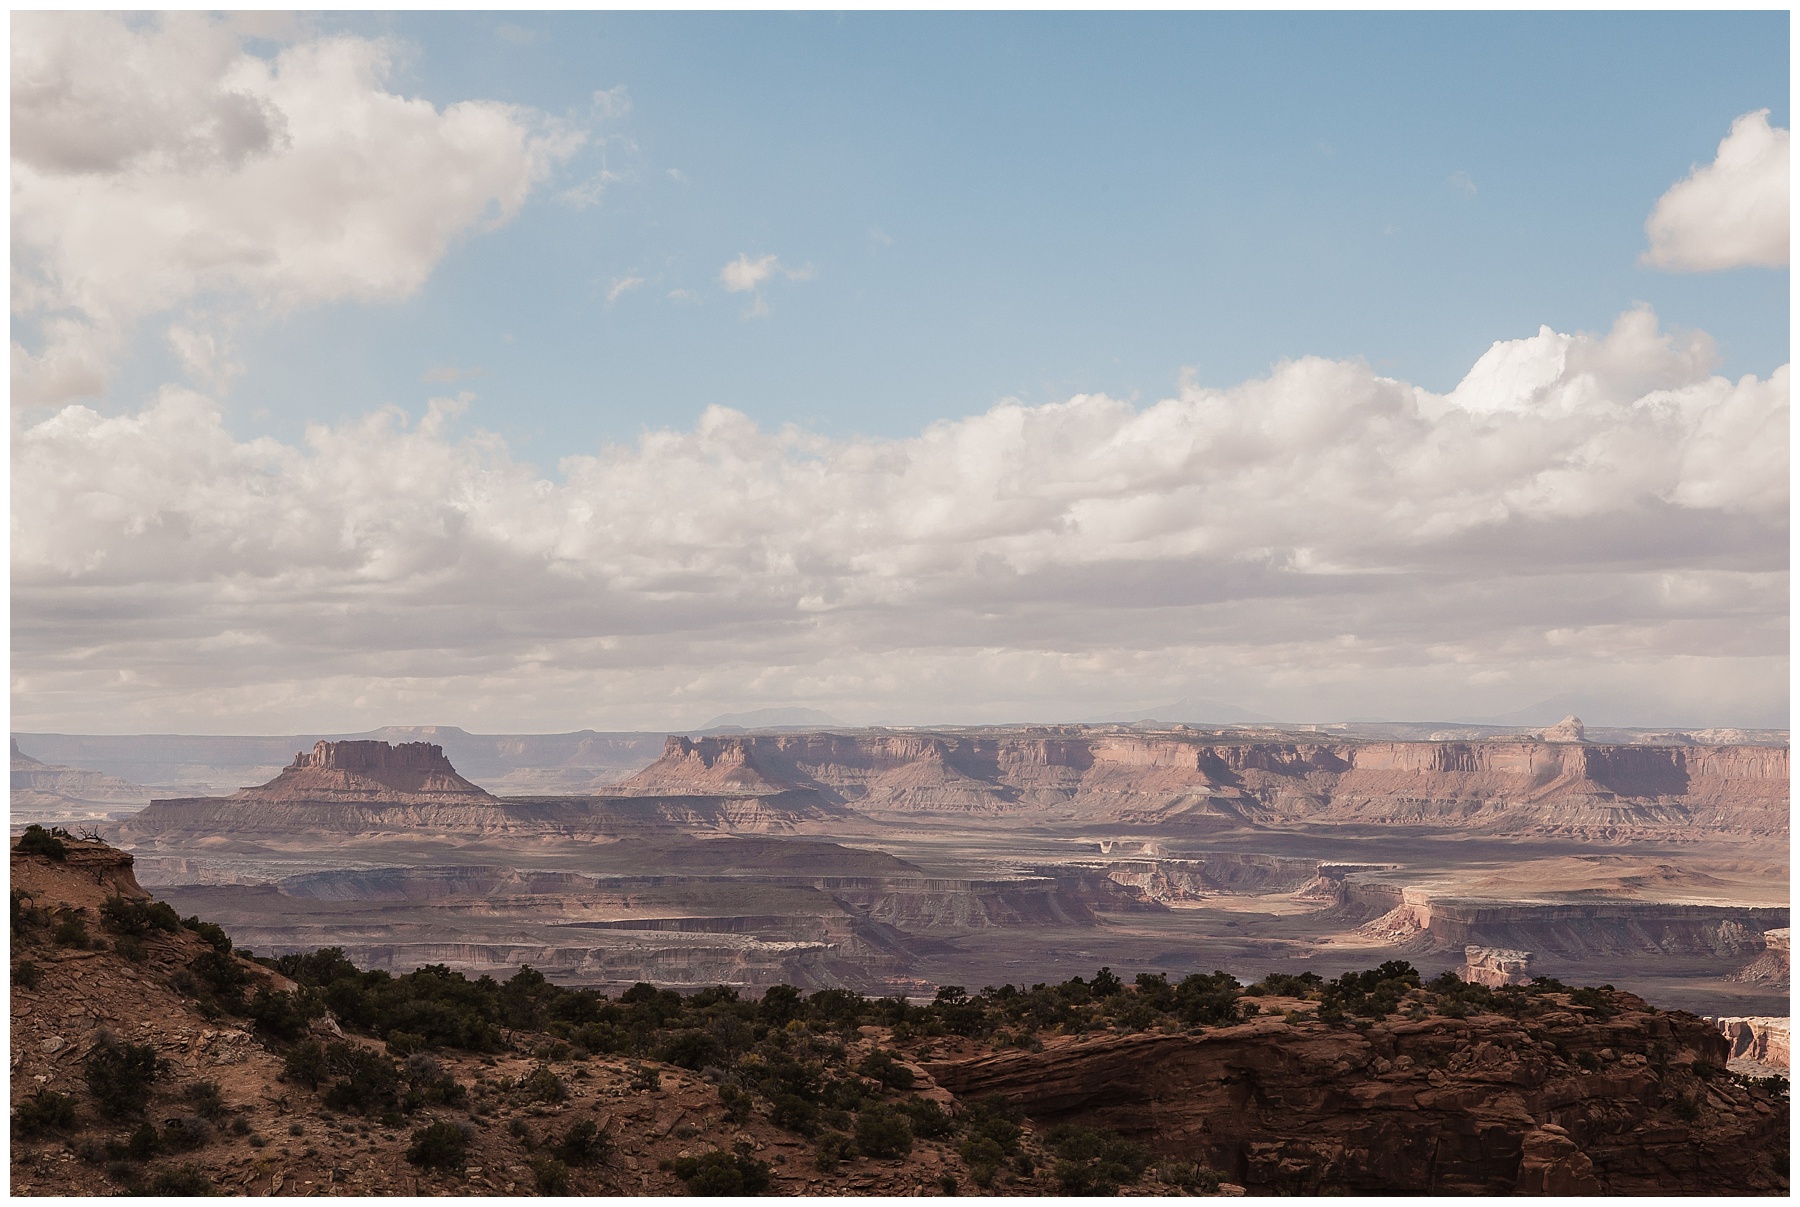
[612,729,1788,840]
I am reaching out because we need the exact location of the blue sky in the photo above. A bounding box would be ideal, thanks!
[12,11,1790,733]
[103,11,1788,455]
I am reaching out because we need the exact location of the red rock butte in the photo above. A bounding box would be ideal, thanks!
[238,740,495,802]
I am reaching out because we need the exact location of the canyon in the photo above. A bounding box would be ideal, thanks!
[25,720,1773,1045]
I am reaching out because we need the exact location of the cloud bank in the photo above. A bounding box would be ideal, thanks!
[11,13,580,408]
[1643,109,1789,272]
[13,307,1787,732]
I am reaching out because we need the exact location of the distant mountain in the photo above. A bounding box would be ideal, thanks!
[700,707,841,731]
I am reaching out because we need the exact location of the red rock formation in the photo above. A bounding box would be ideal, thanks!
[611,730,1789,840]
[1456,945,1533,987]
[1730,927,1790,984]
[1711,1016,1790,1069]
[247,740,495,801]
[928,997,1787,1194]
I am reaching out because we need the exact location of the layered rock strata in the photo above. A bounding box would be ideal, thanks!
[615,730,1788,840]
[929,997,1785,1194]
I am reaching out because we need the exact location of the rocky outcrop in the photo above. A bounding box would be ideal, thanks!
[928,996,1787,1194]
[609,729,1788,840]
[1456,946,1532,987]
[246,740,495,801]
[1337,877,1785,957]
[1729,927,1790,984]
[1710,1017,1790,1069]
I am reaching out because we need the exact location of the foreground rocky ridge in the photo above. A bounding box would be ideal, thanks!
[11,835,1788,1196]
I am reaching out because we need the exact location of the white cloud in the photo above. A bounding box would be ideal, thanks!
[720,253,779,293]
[591,86,632,120]
[1446,170,1476,197]
[12,307,1787,732]
[607,275,645,304]
[1643,109,1789,271]
[10,12,583,408]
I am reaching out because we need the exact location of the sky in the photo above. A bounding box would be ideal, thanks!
[10,11,1791,734]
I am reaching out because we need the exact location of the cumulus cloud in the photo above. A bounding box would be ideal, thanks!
[11,307,1788,732]
[607,274,645,304]
[718,253,811,316]
[10,12,582,408]
[1643,109,1789,271]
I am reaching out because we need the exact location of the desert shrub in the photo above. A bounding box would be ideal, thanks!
[960,1136,1005,1186]
[100,895,180,937]
[159,1115,214,1152]
[13,1089,79,1135]
[85,1040,163,1118]
[245,986,312,1040]
[628,1065,661,1092]
[530,1155,571,1194]
[671,1148,772,1195]
[717,1083,752,1123]
[1670,1095,1701,1122]
[179,1080,227,1121]
[1244,971,1324,999]
[17,824,67,860]
[1158,1161,1224,1194]
[1174,970,1244,1026]
[519,1064,567,1103]
[1045,1124,1150,1195]
[814,1130,856,1172]
[321,1043,402,1114]
[549,1118,611,1167]
[15,959,41,988]
[282,1040,328,1090]
[190,949,250,999]
[855,1105,914,1159]
[658,1028,725,1071]
[180,917,233,954]
[898,1097,955,1139]
[145,1163,214,1195]
[54,909,93,949]
[771,1092,820,1136]
[963,1095,1023,1153]
[857,1049,916,1091]
[1569,986,1618,1020]
[113,935,149,963]
[406,1121,468,1171]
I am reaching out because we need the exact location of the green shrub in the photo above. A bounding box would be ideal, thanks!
[160,1115,214,1152]
[814,1131,856,1173]
[180,917,232,954]
[100,896,180,937]
[179,1080,227,1121]
[658,1029,725,1071]
[17,824,67,860]
[857,1050,915,1090]
[321,1043,401,1114]
[628,1065,660,1092]
[549,1118,611,1167]
[771,1092,820,1136]
[190,950,250,999]
[519,1064,567,1103]
[13,1089,78,1135]
[855,1105,914,1159]
[145,1163,215,1195]
[54,909,93,949]
[899,1097,955,1139]
[531,1154,571,1194]
[1045,1124,1149,1195]
[282,1040,328,1090]
[671,1149,772,1195]
[406,1121,468,1171]
[85,1040,163,1118]
[15,959,40,988]
[1158,1161,1224,1194]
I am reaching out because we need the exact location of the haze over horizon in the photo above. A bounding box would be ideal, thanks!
[11,12,1789,735]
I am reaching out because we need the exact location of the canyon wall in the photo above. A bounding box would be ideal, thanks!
[614,730,1788,839]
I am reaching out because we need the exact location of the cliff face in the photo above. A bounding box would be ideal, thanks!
[245,740,495,801]
[613,731,1789,839]
[929,1000,1786,1195]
